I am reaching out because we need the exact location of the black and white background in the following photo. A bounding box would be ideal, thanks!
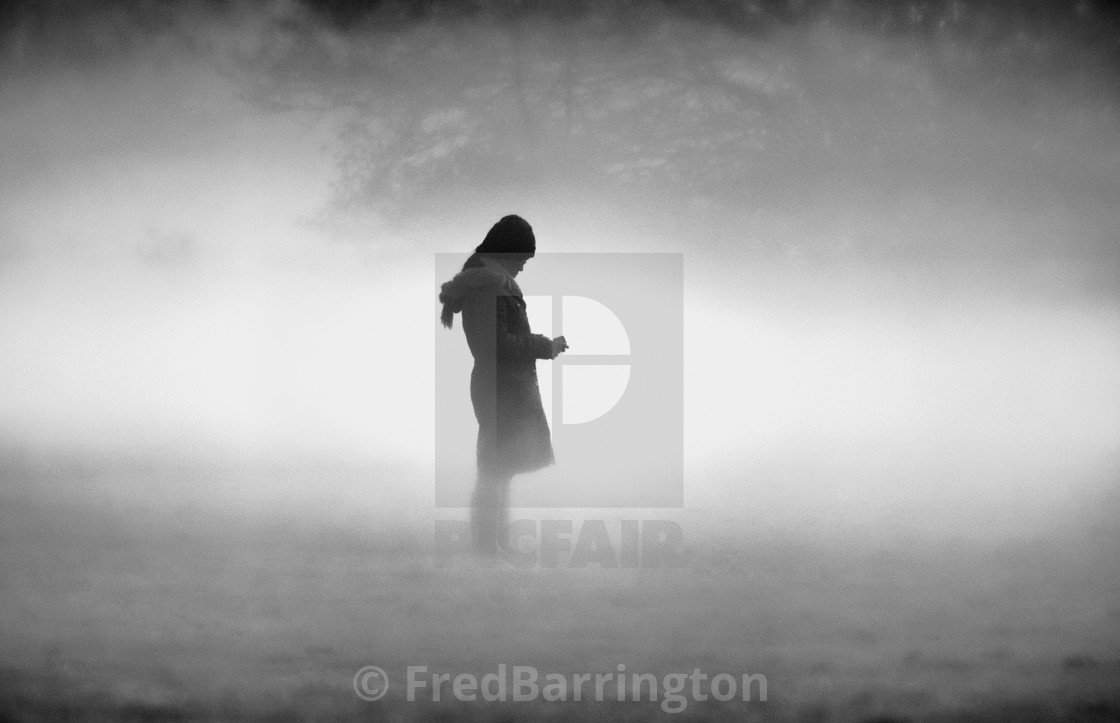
[1,1,1118,720]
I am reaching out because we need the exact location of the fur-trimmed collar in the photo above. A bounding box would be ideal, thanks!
[438,257,523,328]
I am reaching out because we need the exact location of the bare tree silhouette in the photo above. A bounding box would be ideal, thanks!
[215,0,1120,264]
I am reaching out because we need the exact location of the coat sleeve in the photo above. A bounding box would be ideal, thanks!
[461,287,553,363]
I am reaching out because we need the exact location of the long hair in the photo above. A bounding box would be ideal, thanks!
[439,252,485,328]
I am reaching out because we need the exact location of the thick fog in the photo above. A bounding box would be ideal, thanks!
[4,4,1120,721]
[1,1,1118,543]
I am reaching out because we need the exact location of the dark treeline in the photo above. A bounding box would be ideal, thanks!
[2,0,1117,266]
[302,0,1120,42]
[4,0,1119,54]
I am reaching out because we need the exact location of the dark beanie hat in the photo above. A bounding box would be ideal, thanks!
[475,215,536,256]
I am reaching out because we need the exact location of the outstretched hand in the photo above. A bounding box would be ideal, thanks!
[549,335,569,359]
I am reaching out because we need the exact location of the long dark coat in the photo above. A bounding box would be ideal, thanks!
[440,264,555,477]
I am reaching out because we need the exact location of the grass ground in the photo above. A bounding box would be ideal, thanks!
[1,460,1117,721]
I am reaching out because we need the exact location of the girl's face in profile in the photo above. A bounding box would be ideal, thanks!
[501,255,529,277]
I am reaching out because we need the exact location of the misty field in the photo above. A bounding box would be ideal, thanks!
[3,1,1120,721]
[1,458,1118,722]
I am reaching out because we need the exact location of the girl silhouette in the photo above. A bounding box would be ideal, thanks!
[438,215,568,556]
